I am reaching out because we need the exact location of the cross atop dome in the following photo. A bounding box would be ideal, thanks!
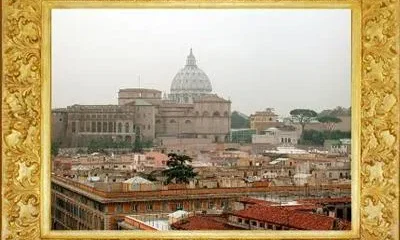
[186,48,197,66]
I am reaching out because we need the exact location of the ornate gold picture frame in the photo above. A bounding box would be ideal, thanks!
[1,0,398,239]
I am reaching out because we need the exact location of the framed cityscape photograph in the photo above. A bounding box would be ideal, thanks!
[1,0,399,240]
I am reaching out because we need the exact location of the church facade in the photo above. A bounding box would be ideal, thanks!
[52,50,231,147]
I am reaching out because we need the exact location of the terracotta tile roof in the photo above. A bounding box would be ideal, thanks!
[289,211,335,230]
[337,219,352,230]
[238,197,319,211]
[238,197,275,206]
[233,205,336,230]
[298,197,351,204]
[171,216,240,230]
[282,204,320,211]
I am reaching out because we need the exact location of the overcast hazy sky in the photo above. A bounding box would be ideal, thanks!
[52,9,351,116]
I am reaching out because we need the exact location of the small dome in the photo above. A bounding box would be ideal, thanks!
[266,127,279,132]
[170,49,212,103]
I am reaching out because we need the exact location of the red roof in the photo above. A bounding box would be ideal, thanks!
[171,216,240,230]
[238,197,319,211]
[298,197,351,204]
[337,219,352,230]
[238,197,275,206]
[282,204,320,211]
[233,205,336,230]
[289,211,335,230]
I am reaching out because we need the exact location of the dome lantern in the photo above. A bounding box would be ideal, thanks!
[186,48,197,66]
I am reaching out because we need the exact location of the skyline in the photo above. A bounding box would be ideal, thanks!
[52,9,351,116]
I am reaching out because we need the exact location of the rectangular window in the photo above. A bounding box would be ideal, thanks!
[221,200,228,209]
[176,202,183,210]
[131,204,138,212]
[146,204,153,211]
[116,204,122,213]
[79,121,85,132]
[71,122,76,133]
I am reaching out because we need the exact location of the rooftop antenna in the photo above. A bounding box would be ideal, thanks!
[138,75,141,89]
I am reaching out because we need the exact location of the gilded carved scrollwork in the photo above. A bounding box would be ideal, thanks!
[361,0,399,239]
[1,0,399,239]
[3,0,41,239]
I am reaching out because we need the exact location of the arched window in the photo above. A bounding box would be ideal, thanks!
[224,111,229,117]
[155,119,161,124]
[170,119,176,124]
[103,122,107,132]
[195,111,199,116]
[185,120,191,124]
[148,125,151,130]
[125,122,129,133]
[213,111,220,117]
[203,111,209,117]
[97,122,102,132]
[118,123,122,133]
[108,122,113,132]
[91,122,96,132]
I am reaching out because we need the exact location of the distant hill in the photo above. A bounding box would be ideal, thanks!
[231,111,250,129]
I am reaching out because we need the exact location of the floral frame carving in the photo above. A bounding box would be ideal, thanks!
[1,0,399,239]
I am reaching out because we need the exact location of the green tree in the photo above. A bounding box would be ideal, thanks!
[300,130,325,145]
[289,109,318,135]
[162,153,197,184]
[300,129,351,146]
[133,137,143,153]
[51,141,61,157]
[87,138,131,153]
[139,170,159,182]
[320,106,351,117]
[231,111,250,129]
[317,115,342,132]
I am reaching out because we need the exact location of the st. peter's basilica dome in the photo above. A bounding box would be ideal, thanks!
[170,49,212,103]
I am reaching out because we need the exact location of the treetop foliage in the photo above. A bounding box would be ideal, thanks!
[162,153,197,184]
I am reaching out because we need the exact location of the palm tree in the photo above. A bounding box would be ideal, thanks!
[162,153,197,184]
